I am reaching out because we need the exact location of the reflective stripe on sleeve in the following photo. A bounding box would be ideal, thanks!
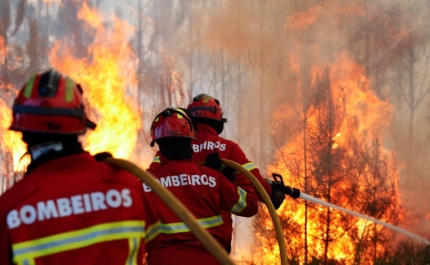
[230,187,247,214]
[242,162,257,171]
[160,215,223,234]
[13,220,145,264]
[152,156,160,163]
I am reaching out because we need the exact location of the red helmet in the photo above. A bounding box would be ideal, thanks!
[186,94,227,123]
[9,69,96,134]
[150,108,196,146]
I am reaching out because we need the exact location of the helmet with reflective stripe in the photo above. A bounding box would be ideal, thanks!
[150,108,196,147]
[186,94,227,123]
[9,69,96,134]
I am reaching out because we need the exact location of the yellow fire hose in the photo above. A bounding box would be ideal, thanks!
[220,159,288,265]
[103,157,235,265]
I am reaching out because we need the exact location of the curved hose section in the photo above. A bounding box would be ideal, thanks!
[103,158,235,265]
[221,159,288,265]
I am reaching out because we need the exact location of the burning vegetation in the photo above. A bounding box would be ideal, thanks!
[254,60,403,264]
[1,0,430,264]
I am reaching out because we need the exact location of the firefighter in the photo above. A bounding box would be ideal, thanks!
[0,69,159,265]
[148,94,300,252]
[146,107,258,265]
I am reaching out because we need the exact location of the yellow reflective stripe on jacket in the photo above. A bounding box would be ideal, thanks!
[160,215,223,234]
[242,162,257,171]
[13,220,145,264]
[230,187,247,214]
[126,237,139,265]
[17,259,35,265]
[145,221,161,243]
[152,156,160,163]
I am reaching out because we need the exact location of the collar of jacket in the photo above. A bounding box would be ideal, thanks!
[196,123,217,134]
[159,156,194,165]
[25,150,89,175]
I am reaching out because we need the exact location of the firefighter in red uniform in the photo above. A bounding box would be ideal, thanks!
[148,94,300,252]
[0,69,159,265]
[146,107,258,265]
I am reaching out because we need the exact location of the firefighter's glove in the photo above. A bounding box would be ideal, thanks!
[270,189,286,210]
[268,179,301,199]
[204,152,235,181]
[94,152,113,161]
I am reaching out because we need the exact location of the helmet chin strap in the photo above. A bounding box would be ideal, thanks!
[29,141,64,160]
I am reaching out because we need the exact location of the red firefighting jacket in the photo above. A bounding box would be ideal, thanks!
[148,124,273,242]
[146,158,258,265]
[0,152,159,265]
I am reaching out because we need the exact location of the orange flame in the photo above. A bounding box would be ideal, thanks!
[255,40,398,265]
[49,2,140,159]
[1,35,27,172]
[0,95,28,172]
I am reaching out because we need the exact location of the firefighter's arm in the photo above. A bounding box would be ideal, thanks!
[216,171,258,217]
[249,167,274,199]
[229,144,273,201]
[229,171,256,201]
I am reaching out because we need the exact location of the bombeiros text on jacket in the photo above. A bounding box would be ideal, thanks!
[143,174,217,192]
[7,188,133,229]
[192,141,226,152]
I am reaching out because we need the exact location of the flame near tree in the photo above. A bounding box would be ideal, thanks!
[0,24,28,175]
[247,3,422,264]
[49,2,141,159]
[254,58,403,264]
